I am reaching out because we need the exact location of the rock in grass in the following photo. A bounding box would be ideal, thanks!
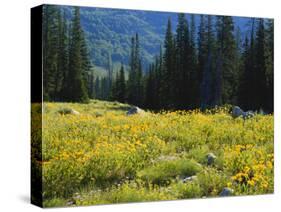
[219,187,234,197]
[232,106,244,118]
[58,108,80,115]
[66,200,75,206]
[206,153,217,165]
[232,106,255,119]
[127,106,145,116]
[182,175,198,183]
[243,111,255,119]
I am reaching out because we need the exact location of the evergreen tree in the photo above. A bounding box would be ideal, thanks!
[127,33,143,106]
[127,36,136,104]
[238,36,252,109]
[65,7,89,103]
[80,30,92,98]
[189,14,199,108]
[175,13,190,108]
[57,9,69,101]
[145,64,156,109]
[215,16,237,105]
[253,18,267,110]
[118,64,126,103]
[162,18,175,108]
[200,15,216,109]
[42,5,60,100]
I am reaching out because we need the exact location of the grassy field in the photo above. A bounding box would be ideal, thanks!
[31,100,274,207]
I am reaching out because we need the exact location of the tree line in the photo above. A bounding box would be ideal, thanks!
[109,14,273,112]
[43,6,273,112]
[43,6,92,103]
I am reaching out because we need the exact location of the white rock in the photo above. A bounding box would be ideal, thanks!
[127,106,145,116]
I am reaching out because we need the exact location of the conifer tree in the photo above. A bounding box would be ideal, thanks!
[253,18,267,110]
[162,18,175,108]
[215,16,237,105]
[66,7,89,103]
[118,64,126,103]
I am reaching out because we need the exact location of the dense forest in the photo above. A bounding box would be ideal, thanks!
[43,5,273,112]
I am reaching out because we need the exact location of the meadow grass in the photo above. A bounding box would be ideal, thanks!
[31,100,273,207]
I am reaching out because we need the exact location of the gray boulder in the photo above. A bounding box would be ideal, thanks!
[207,153,217,165]
[232,106,255,119]
[127,106,145,116]
[232,106,244,118]
[182,175,198,183]
[58,108,80,115]
[243,111,255,119]
[219,187,234,197]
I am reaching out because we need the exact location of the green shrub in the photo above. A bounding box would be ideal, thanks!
[197,168,228,196]
[138,159,202,185]
[171,181,202,199]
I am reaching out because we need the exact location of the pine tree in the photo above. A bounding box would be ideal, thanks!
[175,13,190,109]
[42,5,60,100]
[127,33,143,106]
[127,36,136,104]
[80,30,92,98]
[118,64,126,103]
[162,18,175,108]
[65,7,89,103]
[189,14,199,108]
[253,18,267,110]
[56,8,68,101]
[200,15,215,109]
[238,36,252,109]
[215,16,237,105]
[145,64,156,109]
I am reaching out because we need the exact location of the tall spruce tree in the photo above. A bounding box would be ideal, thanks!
[253,18,267,110]
[200,15,216,109]
[43,5,60,100]
[215,16,237,105]
[118,64,126,103]
[66,7,89,103]
[175,14,190,108]
[189,14,199,108]
[162,18,175,108]
[127,33,143,106]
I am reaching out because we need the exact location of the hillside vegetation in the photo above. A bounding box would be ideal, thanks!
[31,100,273,207]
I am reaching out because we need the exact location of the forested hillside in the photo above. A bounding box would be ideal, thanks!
[65,6,248,70]
[42,5,273,112]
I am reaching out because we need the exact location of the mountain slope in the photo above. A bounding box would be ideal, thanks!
[63,6,252,71]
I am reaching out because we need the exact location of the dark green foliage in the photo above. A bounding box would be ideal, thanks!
[65,7,89,103]
[215,16,238,106]
[238,18,273,112]
[43,6,273,111]
[43,5,60,100]
[43,5,92,103]
[265,19,274,112]
[111,65,126,103]
[127,33,144,106]
[162,18,176,109]
[200,16,216,109]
